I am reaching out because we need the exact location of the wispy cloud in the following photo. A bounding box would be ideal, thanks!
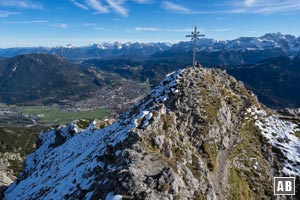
[161,1,191,13]
[160,0,300,15]
[83,23,97,26]
[168,28,195,32]
[167,27,205,33]
[71,0,300,17]
[133,0,152,4]
[81,0,138,17]
[86,0,109,13]
[93,27,111,31]
[254,1,300,14]
[134,27,160,31]
[233,0,300,14]
[133,27,204,33]
[0,0,42,9]
[6,20,48,24]
[105,0,128,17]
[0,11,20,17]
[70,0,89,10]
[54,23,69,29]
[244,0,256,7]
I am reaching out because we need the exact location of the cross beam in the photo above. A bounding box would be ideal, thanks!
[186,26,205,67]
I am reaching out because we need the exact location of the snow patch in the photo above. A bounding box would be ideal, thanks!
[106,191,123,200]
[247,107,300,176]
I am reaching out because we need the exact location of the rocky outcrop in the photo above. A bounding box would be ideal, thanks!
[278,108,300,120]
[2,67,300,199]
[0,152,22,193]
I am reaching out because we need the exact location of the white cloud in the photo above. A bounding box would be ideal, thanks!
[0,11,19,17]
[254,1,300,13]
[133,0,152,4]
[0,0,42,9]
[73,0,300,17]
[161,1,191,13]
[6,20,48,24]
[232,0,300,14]
[161,0,300,15]
[133,27,204,33]
[81,0,129,16]
[70,0,89,10]
[54,23,69,28]
[244,0,256,6]
[86,0,109,13]
[166,27,205,33]
[83,23,97,26]
[93,27,111,31]
[105,0,128,17]
[134,27,160,31]
[168,28,194,32]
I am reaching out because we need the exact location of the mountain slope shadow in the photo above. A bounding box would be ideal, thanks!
[0,54,98,105]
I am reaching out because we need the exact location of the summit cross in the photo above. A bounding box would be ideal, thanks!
[186,26,205,67]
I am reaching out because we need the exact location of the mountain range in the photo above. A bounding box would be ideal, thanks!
[0,43,171,60]
[1,52,300,109]
[226,56,300,108]
[82,54,300,108]
[2,67,299,199]
[0,33,299,60]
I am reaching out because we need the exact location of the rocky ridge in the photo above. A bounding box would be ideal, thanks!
[2,67,300,199]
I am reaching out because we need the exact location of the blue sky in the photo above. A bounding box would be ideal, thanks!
[0,0,300,47]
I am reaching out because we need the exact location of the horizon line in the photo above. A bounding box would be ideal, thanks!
[1,32,299,49]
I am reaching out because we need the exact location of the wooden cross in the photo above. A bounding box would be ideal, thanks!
[186,26,205,67]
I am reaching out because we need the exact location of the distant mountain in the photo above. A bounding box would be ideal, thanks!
[226,56,300,108]
[151,47,287,67]
[0,54,98,105]
[83,54,300,109]
[170,32,300,53]
[0,33,299,60]
[0,42,171,60]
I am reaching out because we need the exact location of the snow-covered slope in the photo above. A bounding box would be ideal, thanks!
[247,107,300,175]
[3,70,184,200]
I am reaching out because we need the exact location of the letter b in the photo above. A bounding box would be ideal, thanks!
[286,181,292,192]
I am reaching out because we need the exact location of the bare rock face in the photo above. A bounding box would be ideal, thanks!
[2,67,300,199]
[0,172,13,186]
[0,152,22,192]
[278,108,300,120]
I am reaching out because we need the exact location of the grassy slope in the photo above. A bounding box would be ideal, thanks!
[0,126,47,176]
[21,106,108,125]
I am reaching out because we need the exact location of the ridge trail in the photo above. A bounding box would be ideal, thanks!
[210,99,251,199]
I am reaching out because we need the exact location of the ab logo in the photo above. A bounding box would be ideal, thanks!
[274,177,295,195]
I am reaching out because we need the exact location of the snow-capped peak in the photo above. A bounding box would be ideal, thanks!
[65,44,76,49]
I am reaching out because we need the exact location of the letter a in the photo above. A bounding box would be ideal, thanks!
[277,181,284,191]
